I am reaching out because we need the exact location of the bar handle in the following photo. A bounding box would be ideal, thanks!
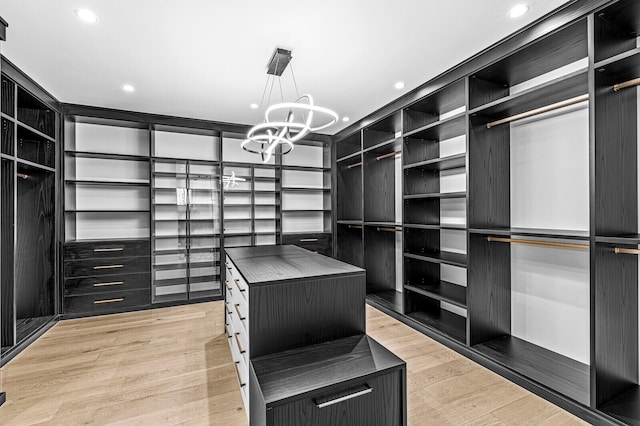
[233,362,246,388]
[316,386,373,408]
[93,247,124,252]
[225,280,232,291]
[299,238,319,243]
[94,298,124,305]
[234,303,246,320]
[234,333,245,353]
[93,264,124,270]
[234,279,246,292]
[225,303,232,315]
[93,281,124,287]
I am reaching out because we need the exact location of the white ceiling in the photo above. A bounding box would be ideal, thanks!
[1,0,572,135]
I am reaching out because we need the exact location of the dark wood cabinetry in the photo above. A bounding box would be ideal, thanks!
[63,239,151,316]
[333,1,637,424]
[225,245,405,425]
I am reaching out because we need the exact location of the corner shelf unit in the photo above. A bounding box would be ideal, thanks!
[1,66,58,363]
[332,3,638,424]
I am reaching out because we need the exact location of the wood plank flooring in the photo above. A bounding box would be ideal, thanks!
[0,301,587,425]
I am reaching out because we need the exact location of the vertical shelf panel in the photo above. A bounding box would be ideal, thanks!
[1,159,14,352]
[15,164,55,341]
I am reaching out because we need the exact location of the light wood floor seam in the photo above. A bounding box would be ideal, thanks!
[0,302,587,425]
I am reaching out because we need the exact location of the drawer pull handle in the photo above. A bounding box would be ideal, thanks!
[233,362,246,387]
[234,333,245,353]
[225,280,232,291]
[93,264,124,270]
[316,386,373,408]
[234,279,246,292]
[234,303,246,320]
[94,247,124,252]
[94,298,124,305]
[225,303,232,315]
[225,325,232,338]
[94,281,124,287]
[300,238,318,243]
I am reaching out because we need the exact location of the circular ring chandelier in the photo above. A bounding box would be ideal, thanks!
[242,49,338,163]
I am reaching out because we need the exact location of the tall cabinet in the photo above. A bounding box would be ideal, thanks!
[0,55,60,365]
[333,1,640,424]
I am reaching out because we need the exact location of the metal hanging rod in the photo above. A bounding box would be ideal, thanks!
[376,151,402,161]
[16,173,28,179]
[347,162,363,169]
[613,77,640,92]
[376,227,402,233]
[487,236,588,250]
[614,247,640,255]
[348,225,363,229]
[486,94,589,129]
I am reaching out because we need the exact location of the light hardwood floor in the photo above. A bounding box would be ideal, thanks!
[0,301,587,425]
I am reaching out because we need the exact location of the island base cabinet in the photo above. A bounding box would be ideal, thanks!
[261,370,404,426]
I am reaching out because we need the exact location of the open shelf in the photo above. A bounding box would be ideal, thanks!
[403,153,465,171]
[404,281,466,309]
[474,336,590,406]
[404,192,466,200]
[406,309,466,344]
[404,252,467,268]
[469,227,590,240]
[65,150,149,161]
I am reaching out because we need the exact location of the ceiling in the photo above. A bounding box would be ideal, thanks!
[1,0,572,135]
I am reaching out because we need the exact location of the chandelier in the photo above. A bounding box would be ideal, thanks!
[242,48,338,163]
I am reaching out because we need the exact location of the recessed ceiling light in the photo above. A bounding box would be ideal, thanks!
[250,103,258,109]
[508,4,530,18]
[342,117,350,122]
[394,81,405,90]
[74,9,98,23]
[122,84,135,93]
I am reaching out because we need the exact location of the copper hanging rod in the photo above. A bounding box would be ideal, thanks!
[16,173,28,179]
[486,94,589,129]
[487,236,588,250]
[377,227,402,233]
[613,77,640,92]
[348,225,363,229]
[614,247,640,255]
[347,162,362,169]
[376,151,402,161]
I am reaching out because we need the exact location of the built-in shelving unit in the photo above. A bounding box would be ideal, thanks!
[332,3,633,423]
[1,59,58,364]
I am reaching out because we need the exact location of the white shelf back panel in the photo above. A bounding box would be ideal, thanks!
[255,205,276,219]
[283,170,325,189]
[223,137,275,164]
[440,198,467,226]
[440,168,466,193]
[440,229,467,255]
[282,144,325,168]
[441,264,467,286]
[68,212,149,240]
[511,243,590,365]
[72,123,149,156]
[282,192,326,210]
[66,157,149,182]
[224,206,252,220]
[154,131,218,161]
[66,186,149,211]
[282,211,325,233]
[510,102,589,231]
[255,219,276,233]
[255,234,276,246]
[225,220,251,233]
[190,281,220,292]
[154,284,187,296]
[439,135,466,158]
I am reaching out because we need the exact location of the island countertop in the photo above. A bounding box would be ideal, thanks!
[225,245,364,285]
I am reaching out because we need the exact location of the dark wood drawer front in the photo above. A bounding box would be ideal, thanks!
[267,370,403,426]
[64,240,150,261]
[282,233,332,256]
[64,256,150,278]
[64,289,150,315]
[64,273,150,297]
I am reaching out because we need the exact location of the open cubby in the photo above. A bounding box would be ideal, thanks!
[363,139,401,223]
[403,79,466,134]
[405,290,466,344]
[1,117,12,155]
[362,111,401,150]
[337,156,362,221]
[364,225,399,293]
[17,125,55,168]
[336,224,363,268]
[17,87,55,138]
[594,0,640,64]
[1,74,14,117]
[336,131,361,160]
[468,19,588,110]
